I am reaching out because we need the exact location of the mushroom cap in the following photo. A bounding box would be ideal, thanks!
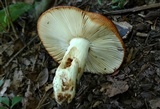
[37,6,125,74]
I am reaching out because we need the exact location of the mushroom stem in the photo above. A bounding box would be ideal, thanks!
[53,38,90,104]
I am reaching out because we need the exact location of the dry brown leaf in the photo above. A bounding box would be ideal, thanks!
[1,42,14,56]
[13,39,24,53]
[22,80,38,109]
[113,21,133,39]
[24,80,32,98]
[12,69,24,90]
[127,47,134,63]
[92,101,102,108]
[22,58,31,66]
[100,78,129,97]
[149,98,160,109]
[29,56,36,64]
[0,55,2,65]
[45,83,53,92]
[0,79,11,96]
[36,68,48,87]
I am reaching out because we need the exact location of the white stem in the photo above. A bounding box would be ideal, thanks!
[53,38,90,104]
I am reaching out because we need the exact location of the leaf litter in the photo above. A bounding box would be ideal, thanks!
[0,0,160,109]
[100,77,129,97]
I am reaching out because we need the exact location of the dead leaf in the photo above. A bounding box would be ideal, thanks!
[12,69,24,90]
[100,77,129,97]
[45,83,53,92]
[0,42,14,57]
[92,101,102,108]
[0,79,11,96]
[0,55,2,65]
[29,56,36,64]
[30,0,53,21]
[113,21,133,39]
[145,9,160,20]
[36,68,48,87]
[22,58,31,66]
[22,80,38,109]
[149,98,160,109]
[24,80,32,98]
[13,39,24,53]
[127,47,134,63]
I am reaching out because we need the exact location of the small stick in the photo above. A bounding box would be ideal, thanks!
[103,3,160,15]
[3,36,37,69]
[31,43,41,72]
[35,90,52,109]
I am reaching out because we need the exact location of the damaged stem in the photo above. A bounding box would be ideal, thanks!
[53,38,90,104]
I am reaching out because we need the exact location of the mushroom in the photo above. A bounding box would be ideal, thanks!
[37,6,125,104]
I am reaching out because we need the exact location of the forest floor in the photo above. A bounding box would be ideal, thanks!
[0,0,160,109]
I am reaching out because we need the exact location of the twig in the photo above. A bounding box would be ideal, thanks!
[35,90,52,109]
[77,0,89,8]
[31,43,41,72]
[3,36,37,69]
[103,3,160,15]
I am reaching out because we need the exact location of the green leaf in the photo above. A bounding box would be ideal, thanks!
[111,0,119,4]
[0,97,10,107]
[0,2,33,32]
[0,107,7,109]
[97,0,102,5]
[0,79,4,87]
[111,0,126,9]
[11,96,23,109]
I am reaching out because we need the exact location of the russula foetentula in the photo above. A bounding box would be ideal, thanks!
[37,6,125,104]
